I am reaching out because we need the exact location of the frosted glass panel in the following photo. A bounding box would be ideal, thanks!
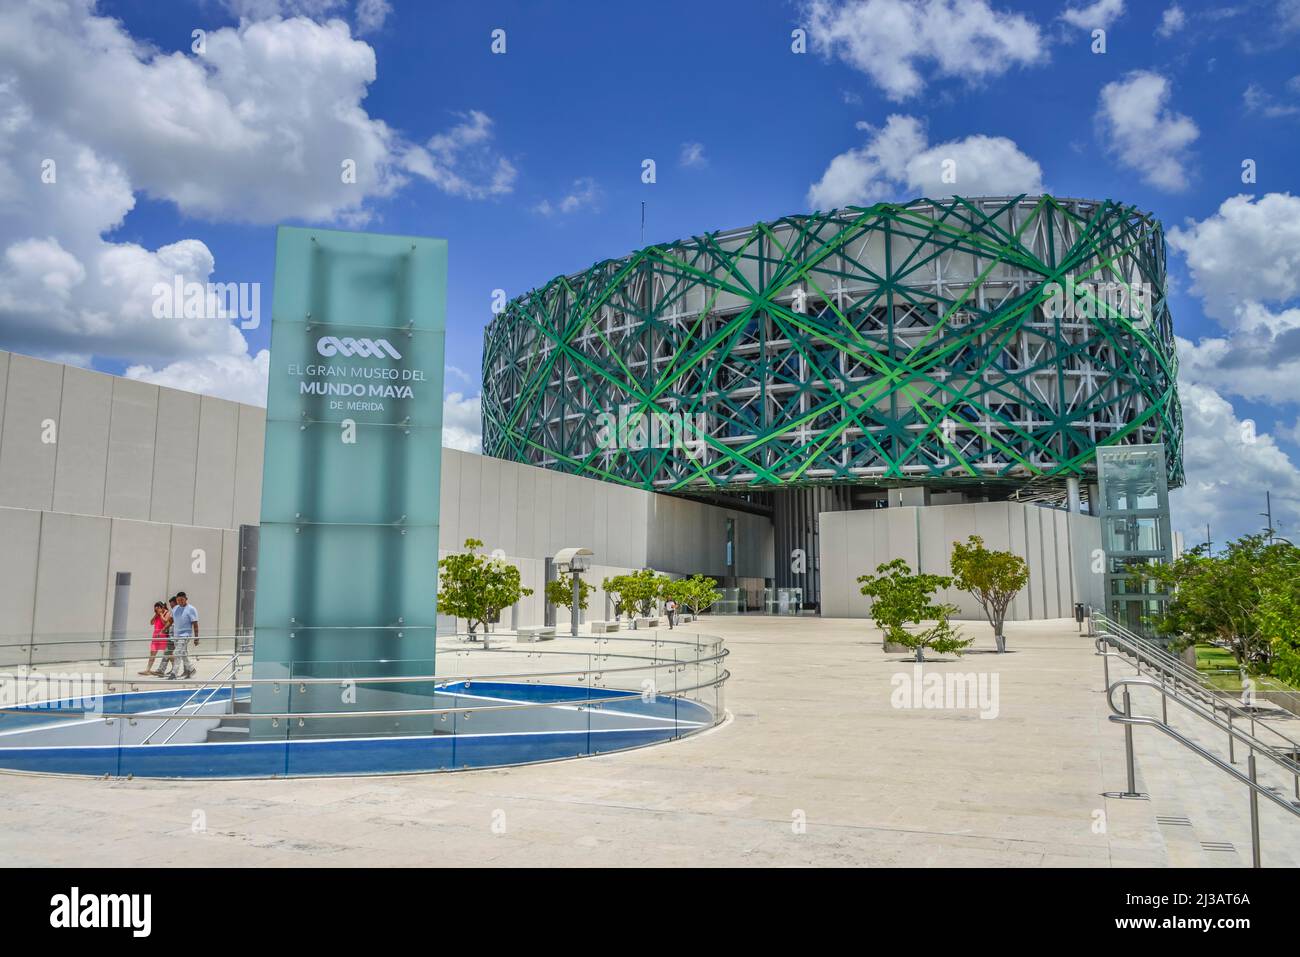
[253,226,446,733]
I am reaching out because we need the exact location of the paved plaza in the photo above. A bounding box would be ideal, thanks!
[2,616,1298,867]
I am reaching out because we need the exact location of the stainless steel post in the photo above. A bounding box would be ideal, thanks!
[1228,712,1235,763]
[1123,687,1140,796]
[1249,754,1261,868]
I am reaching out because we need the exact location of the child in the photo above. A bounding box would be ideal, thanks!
[140,602,170,676]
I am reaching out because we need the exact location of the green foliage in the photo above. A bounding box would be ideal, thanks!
[545,576,592,614]
[1135,533,1300,674]
[857,558,970,662]
[950,534,1029,651]
[436,538,533,635]
[662,574,723,617]
[601,575,637,618]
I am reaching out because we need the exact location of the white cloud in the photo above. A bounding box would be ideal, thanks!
[1172,380,1300,544]
[1168,194,1300,408]
[402,111,517,200]
[533,177,603,217]
[441,391,482,452]
[806,114,1043,209]
[801,0,1046,102]
[1096,71,1198,191]
[354,0,392,33]
[1156,4,1186,38]
[0,1,508,392]
[126,348,270,407]
[1061,0,1125,30]
[1167,193,1300,322]
[679,142,707,169]
[1243,82,1300,117]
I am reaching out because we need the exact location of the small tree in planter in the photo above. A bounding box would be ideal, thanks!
[668,574,722,621]
[602,575,637,621]
[950,534,1029,653]
[437,538,533,638]
[857,558,970,662]
[545,576,593,625]
[622,568,670,620]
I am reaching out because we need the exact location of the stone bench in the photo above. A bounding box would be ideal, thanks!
[634,616,661,629]
[516,626,556,642]
[588,621,620,633]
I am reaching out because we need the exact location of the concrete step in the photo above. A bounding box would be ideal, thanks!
[232,699,251,715]
[206,726,250,744]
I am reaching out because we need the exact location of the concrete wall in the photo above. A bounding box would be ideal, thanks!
[818,502,1104,621]
[0,350,774,643]
[436,447,774,630]
[0,351,262,649]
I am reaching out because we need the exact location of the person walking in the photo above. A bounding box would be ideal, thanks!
[165,592,199,680]
[665,598,677,630]
[140,602,170,676]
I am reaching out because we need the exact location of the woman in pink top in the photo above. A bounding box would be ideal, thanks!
[140,602,170,676]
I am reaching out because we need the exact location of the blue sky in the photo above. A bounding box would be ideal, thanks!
[2,0,1300,543]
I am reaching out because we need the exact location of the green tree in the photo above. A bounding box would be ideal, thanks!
[857,558,970,662]
[663,574,722,618]
[545,576,593,617]
[610,568,666,618]
[950,534,1029,653]
[1261,568,1300,686]
[436,538,533,637]
[602,575,637,619]
[1134,533,1300,671]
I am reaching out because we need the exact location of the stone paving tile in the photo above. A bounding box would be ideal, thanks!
[1,616,1285,866]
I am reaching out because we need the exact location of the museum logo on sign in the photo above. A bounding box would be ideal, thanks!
[315,336,402,360]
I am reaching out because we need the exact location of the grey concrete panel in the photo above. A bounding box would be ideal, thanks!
[100,519,172,640]
[192,396,240,529]
[149,388,200,525]
[495,459,518,557]
[232,403,266,527]
[457,450,483,547]
[51,366,112,516]
[478,451,502,552]
[103,378,159,521]
[0,353,9,457]
[165,525,226,636]
[0,507,41,641]
[0,354,64,510]
[34,511,111,639]
[438,446,462,548]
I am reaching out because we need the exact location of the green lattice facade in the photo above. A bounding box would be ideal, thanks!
[482,195,1182,495]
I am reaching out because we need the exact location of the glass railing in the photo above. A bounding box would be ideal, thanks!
[0,630,728,779]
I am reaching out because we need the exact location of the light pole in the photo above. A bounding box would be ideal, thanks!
[552,547,593,637]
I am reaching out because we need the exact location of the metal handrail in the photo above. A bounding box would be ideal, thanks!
[1093,613,1300,760]
[1,667,731,723]
[1106,676,1300,867]
[141,651,243,745]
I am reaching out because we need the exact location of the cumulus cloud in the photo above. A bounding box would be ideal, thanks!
[1095,71,1198,191]
[442,391,482,452]
[125,348,271,407]
[1172,380,1300,544]
[0,1,509,392]
[806,114,1044,209]
[533,177,603,217]
[801,0,1046,102]
[1168,194,1300,412]
[1167,193,1300,322]
[1061,0,1125,30]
